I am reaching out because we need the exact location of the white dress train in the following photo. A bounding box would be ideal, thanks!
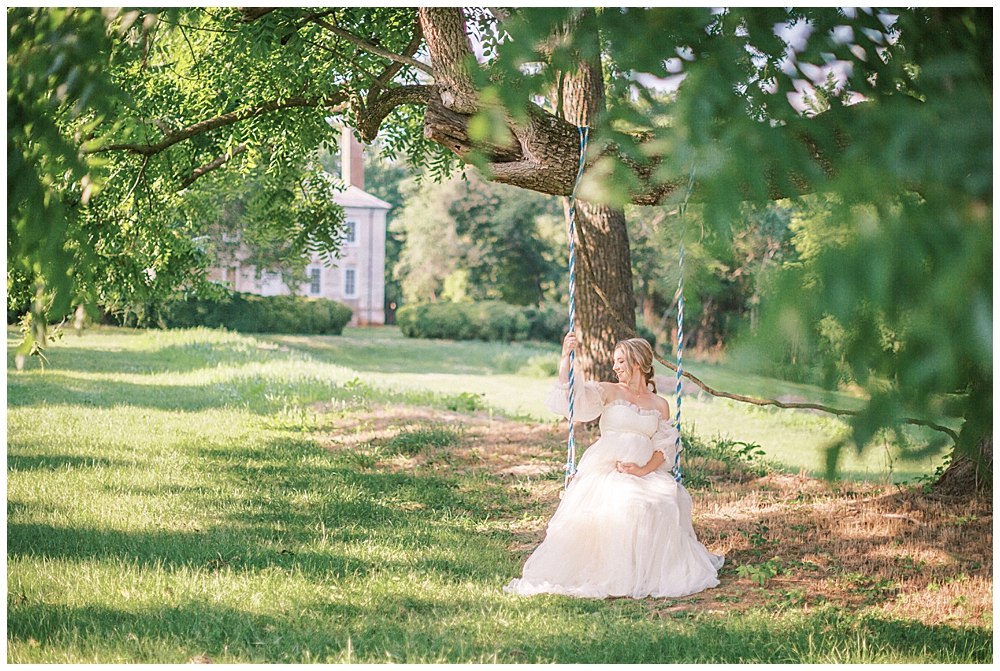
[504,377,724,599]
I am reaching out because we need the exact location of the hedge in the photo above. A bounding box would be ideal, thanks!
[396,301,565,343]
[396,300,658,348]
[117,292,353,335]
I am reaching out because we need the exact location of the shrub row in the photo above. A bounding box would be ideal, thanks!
[397,300,660,348]
[116,292,353,335]
[395,301,568,343]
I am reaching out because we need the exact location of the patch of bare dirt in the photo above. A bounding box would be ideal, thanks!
[687,473,992,628]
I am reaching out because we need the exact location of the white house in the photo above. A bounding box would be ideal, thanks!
[210,126,391,325]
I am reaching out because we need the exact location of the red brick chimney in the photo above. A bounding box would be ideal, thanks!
[342,126,364,191]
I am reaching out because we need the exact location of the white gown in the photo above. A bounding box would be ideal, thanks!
[504,378,724,599]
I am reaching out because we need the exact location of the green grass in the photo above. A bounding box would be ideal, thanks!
[8,326,984,663]
[265,328,560,421]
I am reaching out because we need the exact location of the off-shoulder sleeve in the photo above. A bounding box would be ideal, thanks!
[544,373,604,423]
[651,419,682,467]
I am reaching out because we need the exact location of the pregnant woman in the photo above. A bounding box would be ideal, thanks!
[505,333,724,599]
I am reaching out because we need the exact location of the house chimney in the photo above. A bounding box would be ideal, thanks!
[341,125,364,191]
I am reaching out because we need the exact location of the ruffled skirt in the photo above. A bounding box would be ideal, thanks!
[504,434,723,599]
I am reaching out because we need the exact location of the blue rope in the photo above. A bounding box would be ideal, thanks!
[672,246,684,483]
[565,124,590,487]
[672,163,696,484]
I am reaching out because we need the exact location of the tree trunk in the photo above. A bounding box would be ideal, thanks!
[418,9,479,115]
[567,201,637,381]
[560,10,636,381]
[934,375,992,495]
[416,8,637,379]
[935,434,993,496]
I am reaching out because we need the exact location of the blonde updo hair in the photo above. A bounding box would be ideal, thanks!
[614,337,656,393]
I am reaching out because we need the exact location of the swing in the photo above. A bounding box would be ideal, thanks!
[564,126,685,486]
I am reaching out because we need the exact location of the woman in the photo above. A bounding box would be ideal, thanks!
[504,333,724,599]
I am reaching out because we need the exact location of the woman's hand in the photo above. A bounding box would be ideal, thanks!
[561,331,578,358]
[616,451,665,478]
[558,332,578,384]
[616,461,646,477]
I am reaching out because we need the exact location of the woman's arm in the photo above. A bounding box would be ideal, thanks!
[548,332,606,421]
[616,450,666,477]
[558,332,576,384]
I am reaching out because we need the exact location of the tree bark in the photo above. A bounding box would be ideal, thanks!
[569,201,637,381]
[418,8,479,114]
[934,433,992,496]
[934,376,992,495]
[559,10,636,382]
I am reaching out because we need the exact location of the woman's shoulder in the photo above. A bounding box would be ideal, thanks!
[650,393,671,419]
[595,381,621,401]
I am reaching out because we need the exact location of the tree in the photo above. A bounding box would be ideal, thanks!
[8,8,991,486]
[390,170,564,306]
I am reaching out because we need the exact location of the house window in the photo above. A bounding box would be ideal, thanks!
[344,220,357,245]
[309,268,321,295]
[343,267,357,298]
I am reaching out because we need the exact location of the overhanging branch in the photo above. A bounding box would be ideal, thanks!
[356,85,432,143]
[89,93,346,157]
[370,20,424,94]
[238,7,277,24]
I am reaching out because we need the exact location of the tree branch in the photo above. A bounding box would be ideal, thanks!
[369,19,424,97]
[89,94,346,156]
[177,143,247,190]
[238,7,276,24]
[356,85,432,143]
[310,16,435,77]
[418,77,684,203]
[421,89,523,163]
[279,9,337,45]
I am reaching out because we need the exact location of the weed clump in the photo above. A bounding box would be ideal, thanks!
[681,430,778,488]
[387,425,462,456]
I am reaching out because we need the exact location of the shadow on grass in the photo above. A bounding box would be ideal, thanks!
[6,520,384,580]
[8,365,470,417]
[506,607,992,663]
[6,595,991,663]
[11,340,270,376]
[8,371,245,412]
[7,454,124,472]
[7,435,514,586]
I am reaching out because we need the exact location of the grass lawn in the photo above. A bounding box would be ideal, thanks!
[7,326,991,663]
